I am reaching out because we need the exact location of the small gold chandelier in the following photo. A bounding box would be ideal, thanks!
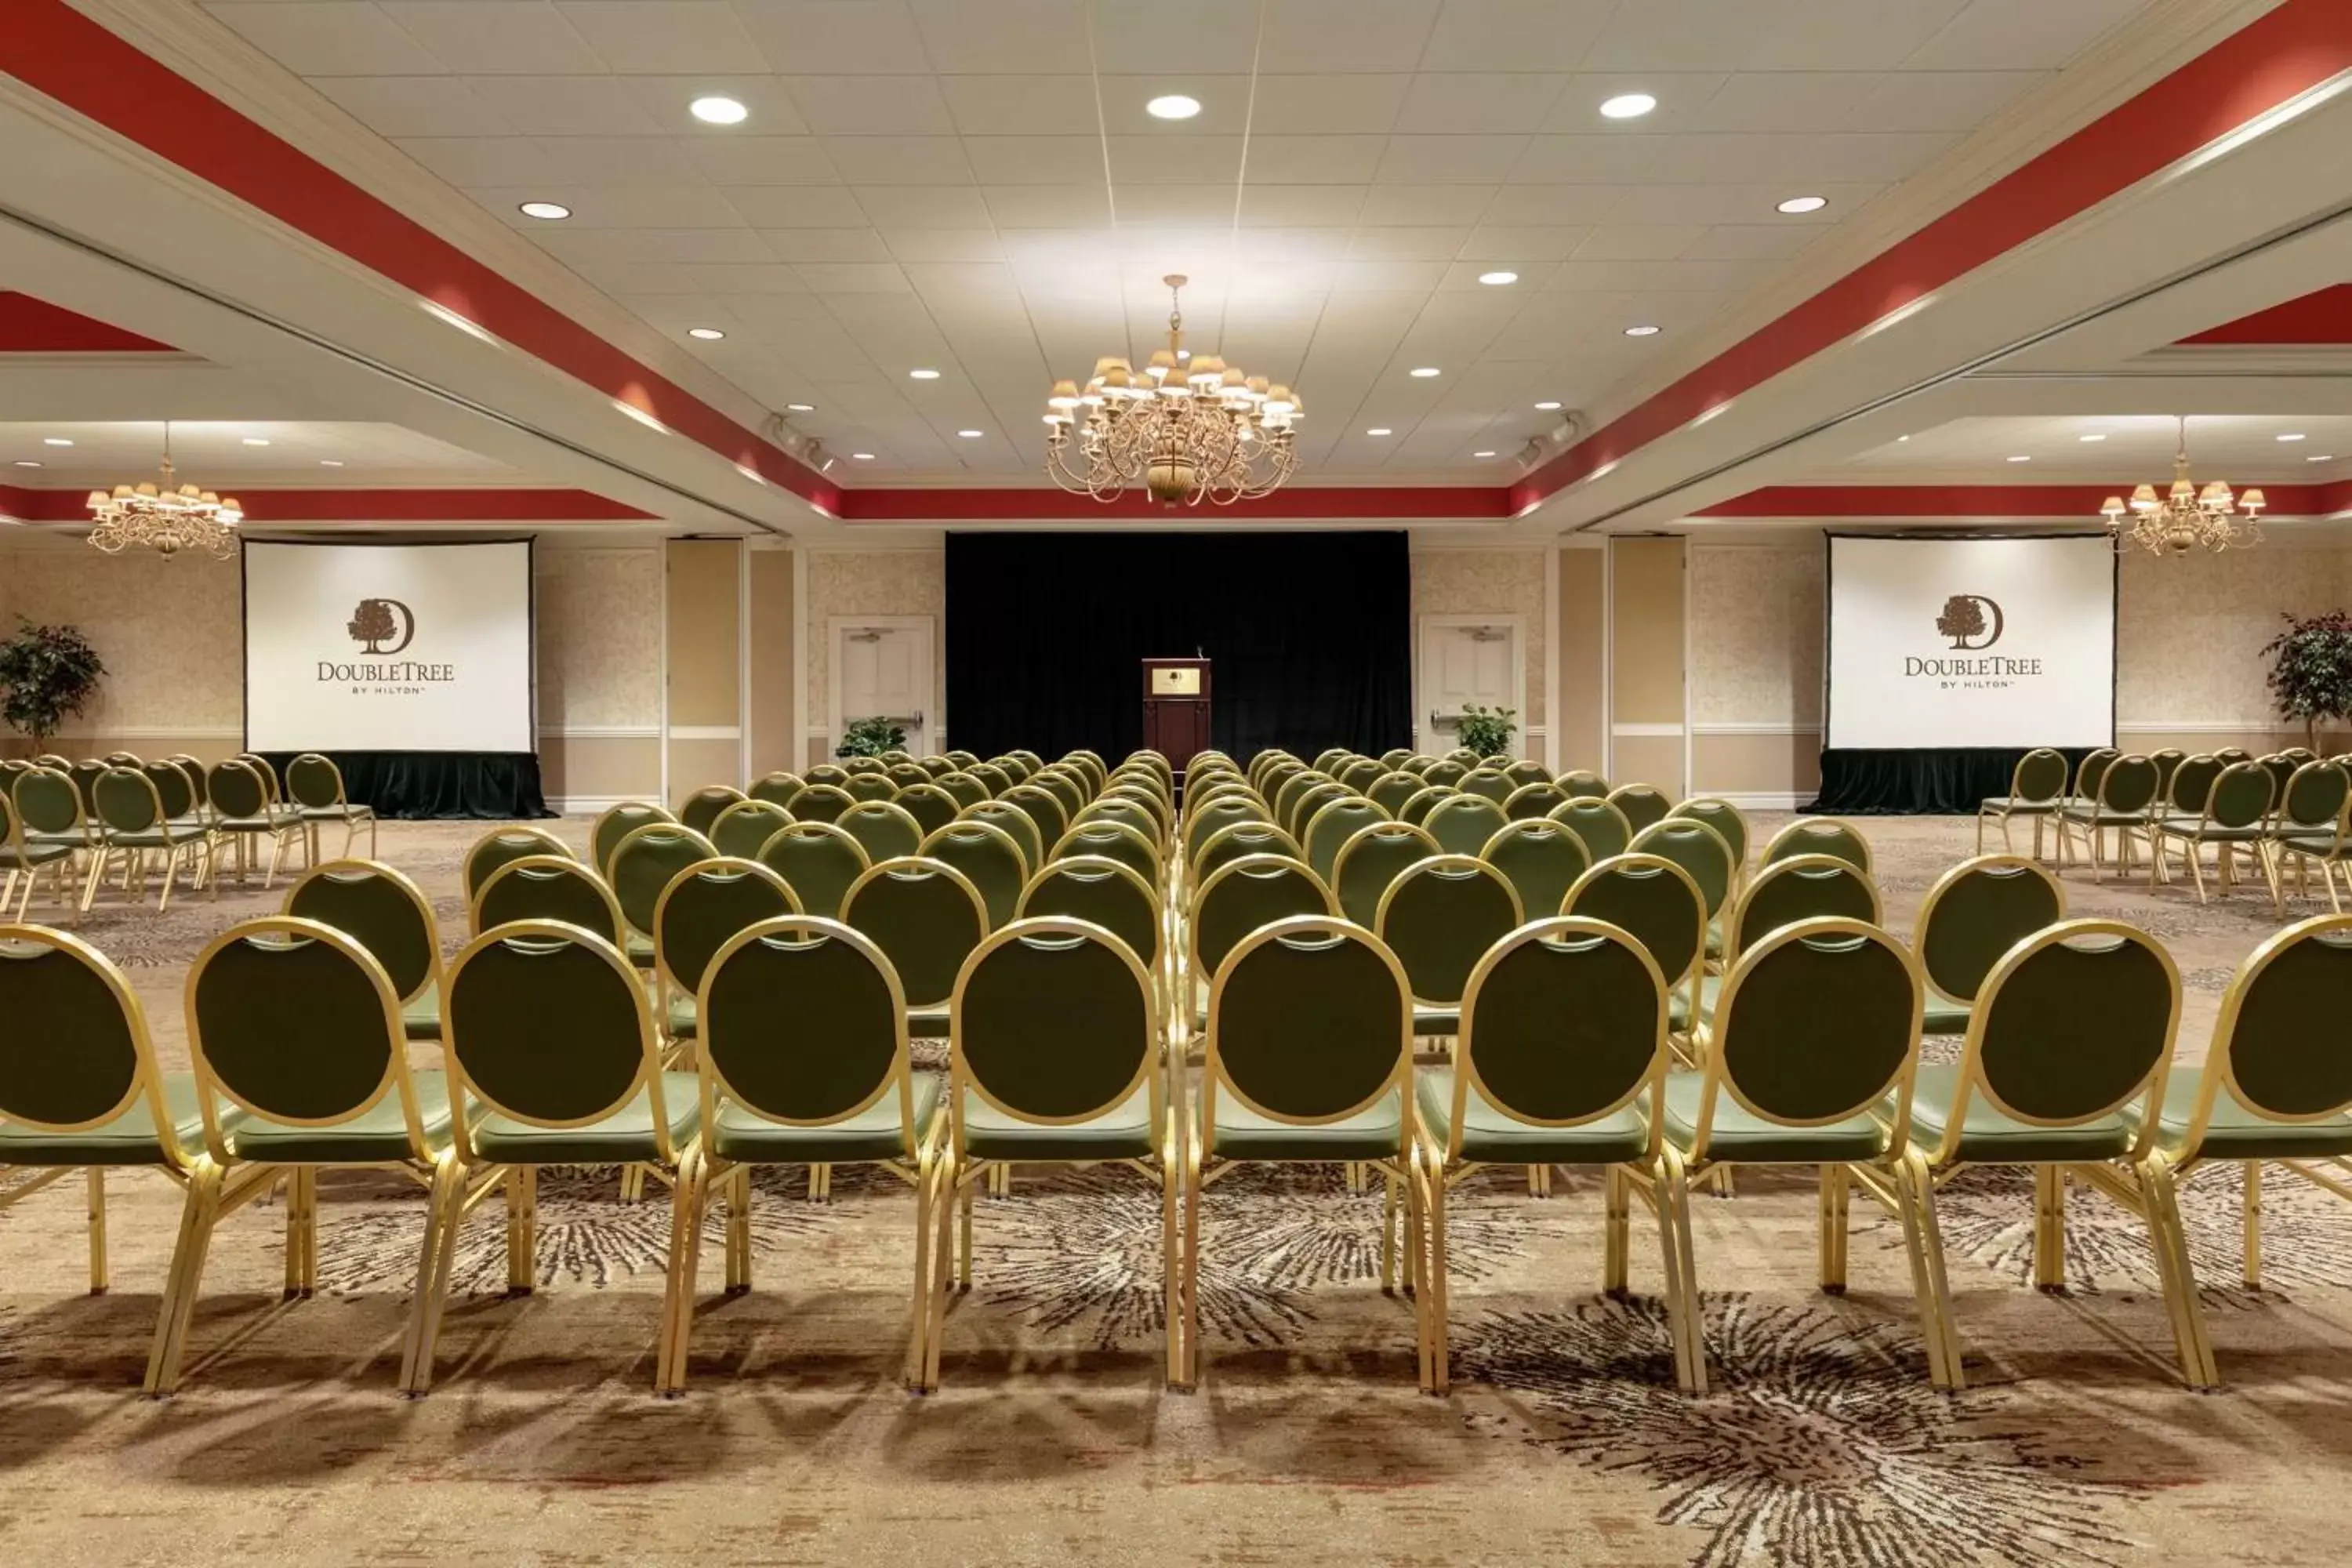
[2100,416,2263,557]
[1044,274,1301,506]
[86,422,242,559]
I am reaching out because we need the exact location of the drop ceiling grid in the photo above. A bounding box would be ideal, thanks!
[194,0,2165,477]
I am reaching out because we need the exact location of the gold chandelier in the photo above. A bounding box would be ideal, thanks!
[1044,274,1301,506]
[86,422,242,559]
[2100,417,2263,557]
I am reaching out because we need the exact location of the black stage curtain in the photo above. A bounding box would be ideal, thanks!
[260,752,551,820]
[945,531,1412,762]
[1809,747,2098,816]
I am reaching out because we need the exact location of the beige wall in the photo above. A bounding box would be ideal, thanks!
[1610,536,1686,797]
[1556,546,1605,774]
[1683,535,2352,800]
[746,546,797,780]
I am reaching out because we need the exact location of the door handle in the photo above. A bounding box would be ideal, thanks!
[1428,710,1461,728]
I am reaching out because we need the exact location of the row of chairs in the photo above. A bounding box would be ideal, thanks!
[1980,745,2352,911]
[0,750,375,916]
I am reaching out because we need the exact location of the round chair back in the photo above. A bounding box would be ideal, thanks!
[1629,817,1735,920]
[747,771,806,809]
[920,819,1030,928]
[1424,793,1508,858]
[788,782,857,824]
[1459,768,1513,805]
[677,785,746,839]
[837,799,924,866]
[0,927,164,1144]
[1207,918,1410,1127]
[1303,797,1388,883]
[1914,855,2065,1011]
[1547,796,1632,863]
[702,916,909,1133]
[285,860,439,1005]
[592,801,675,877]
[710,798,796,861]
[1192,820,1302,884]
[1454,919,1664,1147]
[955,920,1156,1125]
[841,857,989,1009]
[1762,817,1874,877]
[1330,820,1441,929]
[654,858,800,1002]
[1563,854,1707,1000]
[1374,855,1523,1008]
[1709,920,1920,1133]
[961,799,1045,871]
[1191,853,1335,978]
[205,759,274,822]
[1016,855,1163,971]
[1558,768,1608,800]
[1479,817,1590,921]
[1606,783,1671,835]
[189,918,411,1135]
[445,924,666,1137]
[472,855,623,942]
[2208,915,2352,1131]
[1732,854,1878,958]
[608,822,719,938]
[1964,923,2177,1130]
[755,821,870,920]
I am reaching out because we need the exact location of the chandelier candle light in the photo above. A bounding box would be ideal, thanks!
[1045,275,1300,506]
[2101,416,2263,557]
[85,422,242,559]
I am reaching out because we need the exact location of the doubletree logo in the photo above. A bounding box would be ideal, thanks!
[347,597,416,655]
[1934,593,2003,651]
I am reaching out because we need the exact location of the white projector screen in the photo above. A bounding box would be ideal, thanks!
[1826,535,2114,750]
[244,540,535,753]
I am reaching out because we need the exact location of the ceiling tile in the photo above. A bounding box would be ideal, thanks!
[1478,184,1622,224]
[551,2,771,74]
[1246,136,1388,185]
[1095,76,1258,136]
[733,1,931,73]
[471,183,746,228]
[573,261,808,294]
[940,75,1102,136]
[1395,74,1570,135]
[1088,0,1269,74]
[1505,136,1650,184]
[1907,0,2151,71]
[1844,70,2042,131]
[982,184,1112,226]
[1679,223,1824,260]
[321,78,512,139]
[1347,227,1471,260]
[1417,0,1615,71]
[785,76,957,136]
[1583,0,1795,73]
[1357,184,1498,227]
[761,228,896,263]
[1541,73,1731,132]
[378,2,605,74]
[1261,0,1445,71]
[1742,0,1970,69]
[1238,184,1370,227]
[820,136,976,184]
[1375,135,1529,184]
[1116,186,1236,224]
[848,185,994,227]
[906,0,1091,73]
[719,186,870,226]
[1106,136,1246,185]
[201,2,449,75]
[393,136,560,186]
[1689,73,1886,134]
[1573,224,1710,261]
[456,75,661,135]
[1246,74,1414,136]
[793,263,915,294]
[1455,225,1595,260]
[620,77,811,136]
[534,227,776,263]
[884,230,1010,262]
[528,136,702,183]
[963,136,1108,184]
[684,137,843,185]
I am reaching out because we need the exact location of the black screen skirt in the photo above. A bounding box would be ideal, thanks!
[1808,747,2097,816]
[259,751,551,820]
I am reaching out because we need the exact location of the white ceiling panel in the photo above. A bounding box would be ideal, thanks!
[1743,0,1971,71]
[786,77,958,137]
[734,1,931,74]
[1244,136,1388,186]
[1908,0,2152,71]
[553,2,771,74]
[940,76,1104,136]
[1395,74,1570,136]
[682,137,841,185]
[720,186,869,227]
[1247,75,1414,136]
[1259,0,1444,73]
[905,0,1091,74]
[203,3,448,76]
[1417,0,1616,72]
[819,136,975,184]
[378,2,605,74]
[315,77,514,139]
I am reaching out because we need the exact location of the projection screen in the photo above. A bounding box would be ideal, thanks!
[243,539,534,753]
[1825,534,2115,750]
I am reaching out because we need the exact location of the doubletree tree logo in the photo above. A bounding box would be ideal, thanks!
[347,597,416,655]
[1934,593,2004,650]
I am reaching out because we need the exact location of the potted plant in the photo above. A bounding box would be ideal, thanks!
[0,617,106,753]
[836,714,907,759]
[2262,610,2352,750]
[1457,702,1518,760]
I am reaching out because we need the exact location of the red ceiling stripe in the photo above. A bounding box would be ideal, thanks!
[2180,283,2352,344]
[1511,0,2352,515]
[1694,482,2352,519]
[0,1,839,513]
[0,292,176,352]
[0,486,655,524]
[837,485,1515,522]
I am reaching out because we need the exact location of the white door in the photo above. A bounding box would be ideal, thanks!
[833,618,935,756]
[1420,618,1521,757]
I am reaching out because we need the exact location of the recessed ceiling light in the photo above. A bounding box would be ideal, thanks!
[1777,195,1828,215]
[908,368,941,379]
[517,201,571,220]
[2006,454,2031,463]
[1599,93,1657,121]
[786,403,815,412]
[1477,270,1519,286]
[42,437,72,447]
[242,437,271,447]
[1410,366,1440,378]
[956,429,983,438]
[2310,454,2336,463]
[1534,400,1563,411]
[689,96,749,125]
[1624,324,1661,337]
[1146,94,1202,121]
[2079,433,2107,442]
[1473,450,1497,458]
[1897,434,1911,442]
[2278,432,2307,441]
[1367,427,1392,436]
[13,459,41,469]
[851,452,875,460]
[688,326,726,340]
[320,459,344,467]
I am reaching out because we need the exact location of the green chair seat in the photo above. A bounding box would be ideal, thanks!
[1417,1066,1646,1165]
[472,1071,702,1163]
[666,992,697,1039]
[1904,1062,2131,1163]
[1981,797,2059,815]
[624,932,657,967]
[1922,996,1971,1035]
[1661,1072,1889,1163]
[962,1081,1156,1162]
[1666,974,1724,1032]
[909,1005,950,1039]
[2278,833,2348,855]
[2122,1067,2352,1160]
[27,829,93,848]
[713,1072,942,1163]
[1210,1084,1403,1161]
[401,983,441,1042]
[1704,915,1723,961]
[216,807,304,833]
[1412,1006,1461,1036]
[2155,816,2267,841]
[298,804,372,822]
[0,1071,221,1167]
[2059,804,2150,826]
[228,1069,464,1164]
[106,822,209,849]
[0,840,74,869]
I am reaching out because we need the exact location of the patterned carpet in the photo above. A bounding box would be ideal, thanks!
[3,815,2350,1567]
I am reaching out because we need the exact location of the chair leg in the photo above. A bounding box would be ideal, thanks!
[398,1150,466,1395]
[909,1148,938,1391]
[1891,1153,1958,1390]
[958,1164,976,1289]
[1818,1164,1849,1294]
[2033,1166,2067,1291]
[1380,1165,1399,1291]
[922,1158,959,1392]
[1907,1152,1965,1391]
[1419,1147,1450,1396]
[505,1166,537,1294]
[2140,1152,2219,1388]
[86,1167,108,1294]
[144,1157,226,1397]
[725,1165,752,1294]
[1177,1125,1203,1390]
[657,1145,707,1395]
[1160,1116,1181,1388]
[282,1166,316,1299]
[2244,1160,2263,1290]
[1602,1164,1630,1296]
[1657,1146,1706,1396]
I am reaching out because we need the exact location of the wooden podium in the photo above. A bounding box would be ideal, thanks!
[1142,658,1211,770]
